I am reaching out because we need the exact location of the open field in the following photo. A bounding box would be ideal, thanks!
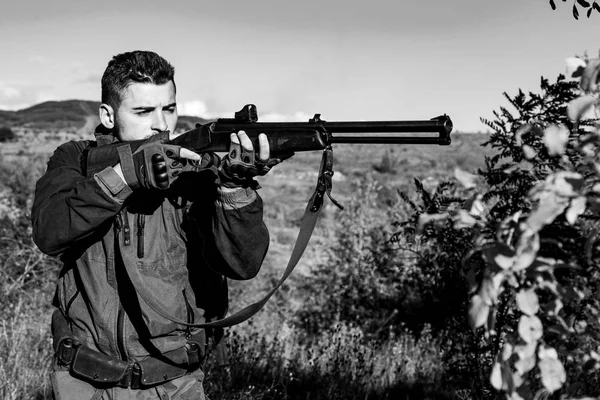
[0,130,497,399]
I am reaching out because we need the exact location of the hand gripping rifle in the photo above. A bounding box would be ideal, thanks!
[86,104,453,329]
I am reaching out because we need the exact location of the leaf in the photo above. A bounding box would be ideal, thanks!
[549,0,556,9]
[525,191,569,233]
[501,342,514,361]
[490,362,503,390]
[588,6,593,17]
[538,357,566,393]
[490,362,515,392]
[518,315,543,343]
[416,213,448,234]
[516,288,540,316]
[543,125,570,156]
[522,144,536,160]
[573,3,580,19]
[542,298,563,317]
[515,341,537,359]
[567,95,597,123]
[513,230,539,271]
[566,57,587,78]
[465,193,485,217]
[515,353,537,375]
[578,0,591,7]
[479,270,505,306]
[515,123,532,146]
[469,294,490,331]
[453,209,478,229]
[566,196,586,224]
[482,244,516,270]
[538,345,559,359]
[553,171,584,197]
[454,167,478,189]
[581,59,600,92]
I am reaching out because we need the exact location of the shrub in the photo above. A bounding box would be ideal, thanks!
[416,58,600,399]
[294,181,410,338]
[0,154,58,400]
[0,126,16,142]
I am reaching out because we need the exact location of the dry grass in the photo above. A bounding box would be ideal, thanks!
[0,297,54,400]
[0,132,494,399]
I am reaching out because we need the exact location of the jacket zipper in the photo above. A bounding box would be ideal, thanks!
[137,214,145,258]
[115,211,128,360]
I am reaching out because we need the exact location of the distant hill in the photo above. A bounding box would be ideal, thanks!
[0,100,209,133]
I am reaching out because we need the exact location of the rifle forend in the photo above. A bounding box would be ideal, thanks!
[170,104,452,156]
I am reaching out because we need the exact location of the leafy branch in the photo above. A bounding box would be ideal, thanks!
[549,0,600,19]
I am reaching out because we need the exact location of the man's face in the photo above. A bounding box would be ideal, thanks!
[113,81,178,142]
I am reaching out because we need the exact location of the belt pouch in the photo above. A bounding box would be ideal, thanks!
[137,356,188,387]
[70,346,130,385]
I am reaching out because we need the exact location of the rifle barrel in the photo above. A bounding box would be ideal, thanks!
[330,136,447,145]
[325,119,451,134]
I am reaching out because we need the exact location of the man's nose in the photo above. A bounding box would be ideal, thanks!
[152,111,168,132]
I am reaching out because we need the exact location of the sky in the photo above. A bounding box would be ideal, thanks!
[0,0,598,133]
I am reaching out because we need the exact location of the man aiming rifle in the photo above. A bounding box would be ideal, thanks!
[32,49,452,400]
[32,50,286,400]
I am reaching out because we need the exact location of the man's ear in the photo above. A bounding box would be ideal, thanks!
[99,103,115,129]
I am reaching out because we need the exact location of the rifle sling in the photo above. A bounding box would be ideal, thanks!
[119,151,331,329]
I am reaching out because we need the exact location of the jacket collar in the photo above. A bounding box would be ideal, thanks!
[93,124,119,146]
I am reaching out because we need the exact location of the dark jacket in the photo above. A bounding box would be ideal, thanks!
[32,128,269,360]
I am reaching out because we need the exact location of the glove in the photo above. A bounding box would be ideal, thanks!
[218,132,293,188]
[118,132,190,190]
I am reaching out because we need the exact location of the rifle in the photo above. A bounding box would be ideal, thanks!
[86,103,453,184]
[85,104,454,329]
[170,104,452,155]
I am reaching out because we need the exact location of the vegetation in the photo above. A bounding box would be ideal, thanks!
[0,127,16,142]
[549,0,600,19]
[415,58,600,398]
[2,54,600,399]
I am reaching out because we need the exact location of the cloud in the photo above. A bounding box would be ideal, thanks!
[179,99,312,123]
[36,92,58,103]
[178,100,208,117]
[0,81,57,110]
[0,103,31,111]
[28,54,53,64]
[75,74,102,85]
[260,111,313,122]
[1,86,21,98]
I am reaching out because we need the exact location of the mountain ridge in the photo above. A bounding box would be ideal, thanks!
[0,100,209,133]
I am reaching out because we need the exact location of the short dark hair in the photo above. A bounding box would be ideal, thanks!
[101,50,176,109]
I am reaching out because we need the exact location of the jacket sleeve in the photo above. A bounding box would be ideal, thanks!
[31,141,126,256]
[184,186,270,280]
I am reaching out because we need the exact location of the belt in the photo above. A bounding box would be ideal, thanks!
[55,332,206,389]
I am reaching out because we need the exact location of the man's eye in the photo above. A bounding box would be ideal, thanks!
[137,110,151,115]
[165,108,176,113]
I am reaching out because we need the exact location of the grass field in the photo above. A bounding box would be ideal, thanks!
[0,130,497,399]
